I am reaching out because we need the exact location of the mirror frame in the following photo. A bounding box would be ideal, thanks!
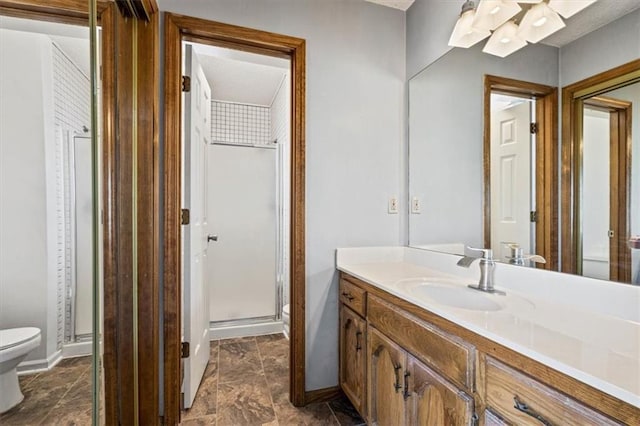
[483,75,558,269]
[561,59,640,281]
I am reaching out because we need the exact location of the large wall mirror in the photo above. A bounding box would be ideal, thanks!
[408,1,640,285]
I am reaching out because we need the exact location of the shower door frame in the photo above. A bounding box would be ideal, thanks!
[162,13,307,425]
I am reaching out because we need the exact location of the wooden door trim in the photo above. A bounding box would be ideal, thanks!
[561,59,640,277]
[0,2,160,424]
[483,75,558,269]
[162,12,306,425]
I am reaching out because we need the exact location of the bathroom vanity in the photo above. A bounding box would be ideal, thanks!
[337,247,640,425]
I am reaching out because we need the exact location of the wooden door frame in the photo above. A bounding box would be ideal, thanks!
[0,1,161,424]
[561,59,639,278]
[162,12,306,425]
[483,75,558,269]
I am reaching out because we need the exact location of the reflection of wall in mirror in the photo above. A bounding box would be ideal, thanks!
[408,41,558,248]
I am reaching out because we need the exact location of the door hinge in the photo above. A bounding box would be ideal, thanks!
[181,342,190,358]
[530,122,538,134]
[181,208,190,225]
[182,75,191,92]
[530,211,538,223]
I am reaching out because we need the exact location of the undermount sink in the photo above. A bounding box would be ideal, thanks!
[395,278,505,312]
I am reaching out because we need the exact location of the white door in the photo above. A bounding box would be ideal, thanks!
[182,44,211,409]
[207,144,277,322]
[490,99,532,260]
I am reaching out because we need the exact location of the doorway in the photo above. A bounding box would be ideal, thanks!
[577,91,634,282]
[483,75,558,269]
[180,40,292,410]
[561,60,639,285]
[163,13,306,425]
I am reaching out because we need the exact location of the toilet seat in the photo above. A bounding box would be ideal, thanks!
[0,328,41,351]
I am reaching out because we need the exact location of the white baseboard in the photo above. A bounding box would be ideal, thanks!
[209,321,283,340]
[62,341,92,358]
[17,349,62,375]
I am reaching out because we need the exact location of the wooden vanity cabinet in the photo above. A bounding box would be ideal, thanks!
[339,277,367,415]
[338,272,638,425]
[481,357,620,426]
[367,326,474,426]
[339,302,367,414]
[368,327,407,425]
[407,355,475,425]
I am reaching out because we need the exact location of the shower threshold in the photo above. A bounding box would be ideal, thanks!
[209,315,283,340]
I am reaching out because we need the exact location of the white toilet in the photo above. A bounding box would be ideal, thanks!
[0,327,41,414]
[282,304,290,340]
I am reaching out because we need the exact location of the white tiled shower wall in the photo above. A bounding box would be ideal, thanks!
[211,101,271,145]
[52,42,91,348]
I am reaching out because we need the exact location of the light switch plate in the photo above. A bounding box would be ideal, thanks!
[388,197,399,214]
[411,196,421,214]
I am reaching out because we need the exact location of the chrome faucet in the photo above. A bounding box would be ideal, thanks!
[457,246,504,295]
[506,244,546,267]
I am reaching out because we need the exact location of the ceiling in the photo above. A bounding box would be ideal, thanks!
[191,43,288,107]
[542,0,640,47]
[367,0,639,47]
[0,15,90,75]
[365,0,415,11]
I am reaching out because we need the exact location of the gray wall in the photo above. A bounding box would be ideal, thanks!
[157,0,406,391]
[559,9,640,86]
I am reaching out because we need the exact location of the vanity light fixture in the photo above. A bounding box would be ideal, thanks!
[482,21,527,57]
[448,1,492,48]
[449,0,598,57]
[517,2,565,43]
[472,0,522,31]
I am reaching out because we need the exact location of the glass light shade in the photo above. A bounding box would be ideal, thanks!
[548,0,597,19]
[483,21,527,57]
[518,2,566,43]
[449,9,492,48]
[472,0,522,31]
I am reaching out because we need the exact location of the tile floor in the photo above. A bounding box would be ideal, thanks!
[0,356,92,425]
[0,335,364,426]
[182,334,365,426]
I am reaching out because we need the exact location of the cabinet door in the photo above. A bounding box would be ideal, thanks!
[406,354,475,426]
[340,304,366,415]
[368,326,407,426]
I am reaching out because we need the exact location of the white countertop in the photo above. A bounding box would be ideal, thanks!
[336,246,640,408]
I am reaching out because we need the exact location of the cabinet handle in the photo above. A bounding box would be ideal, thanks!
[355,331,362,351]
[513,396,553,426]
[393,364,402,392]
[403,371,411,400]
[341,291,354,301]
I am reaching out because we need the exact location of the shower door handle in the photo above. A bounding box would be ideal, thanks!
[207,234,218,243]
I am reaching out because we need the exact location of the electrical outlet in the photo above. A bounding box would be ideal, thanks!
[411,196,421,214]
[388,197,399,214]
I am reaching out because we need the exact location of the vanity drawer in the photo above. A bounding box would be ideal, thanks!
[340,278,366,317]
[484,357,620,426]
[367,294,474,392]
